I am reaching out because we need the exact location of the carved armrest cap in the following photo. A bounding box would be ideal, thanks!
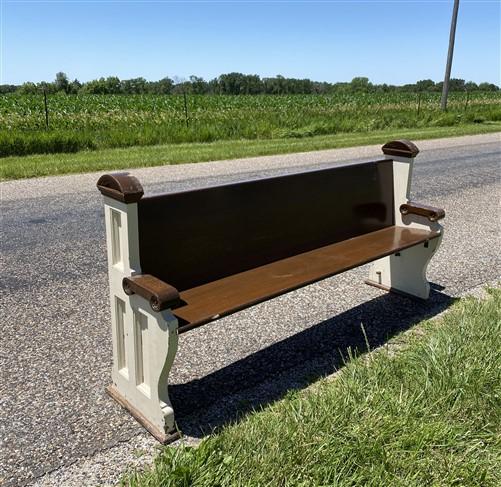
[382,140,419,158]
[123,274,180,312]
[97,173,144,203]
[400,202,445,222]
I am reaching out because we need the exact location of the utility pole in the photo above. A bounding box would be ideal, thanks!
[441,0,460,110]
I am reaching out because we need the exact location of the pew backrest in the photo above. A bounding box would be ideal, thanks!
[137,160,394,291]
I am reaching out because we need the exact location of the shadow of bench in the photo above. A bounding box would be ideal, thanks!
[171,287,454,438]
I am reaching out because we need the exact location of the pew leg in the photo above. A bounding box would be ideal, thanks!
[366,237,442,300]
[107,294,179,443]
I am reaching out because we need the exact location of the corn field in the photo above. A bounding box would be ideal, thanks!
[1,92,500,157]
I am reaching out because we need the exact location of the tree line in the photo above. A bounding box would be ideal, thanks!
[1,72,499,95]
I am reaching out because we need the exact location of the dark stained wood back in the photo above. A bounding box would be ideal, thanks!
[138,160,394,291]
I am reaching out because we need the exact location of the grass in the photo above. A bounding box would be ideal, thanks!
[1,92,500,157]
[2,122,501,180]
[123,288,501,487]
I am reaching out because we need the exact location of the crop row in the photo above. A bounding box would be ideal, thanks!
[1,92,500,157]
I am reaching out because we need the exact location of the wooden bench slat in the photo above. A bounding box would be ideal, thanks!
[174,226,440,332]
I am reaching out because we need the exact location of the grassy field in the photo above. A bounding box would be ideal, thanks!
[2,122,501,180]
[1,91,500,157]
[124,288,501,486]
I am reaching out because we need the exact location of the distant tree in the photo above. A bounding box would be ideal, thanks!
[38,81,57,94]
[244,74,262,94]
[81,78,108,94]
[312,81,331,94]
[263,75,290,95]
[189,76,209,94]
[219,72,244,94]
[121,77,147,94]
[329,82,350,93]
[464,81,478,91]
[416,79,435,92]
[208,77,221,94]
[148,77,174,94]
[281,77,313,94]
[448,78,466,91]
[350,77,372,92]
[104,76,122,94]
[478,82,499,91]
[373,83,390,93]
[55,72,70,93]
[171,80,193,95]
[68,79,82,94]
[215,73,260,95]
[13,73,500,96]
[82,77,122,94]
[262,76,279,94]
[18,82,38,94]
[0,84,19,94]
[400,83,417,92]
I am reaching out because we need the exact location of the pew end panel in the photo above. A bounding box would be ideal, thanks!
[97,174,180,443]
[366,140,445,299]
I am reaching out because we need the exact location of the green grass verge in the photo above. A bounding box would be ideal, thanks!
[124,288,501,487]
[2,123,501,180]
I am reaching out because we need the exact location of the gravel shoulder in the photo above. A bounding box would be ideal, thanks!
[1,132,500,486]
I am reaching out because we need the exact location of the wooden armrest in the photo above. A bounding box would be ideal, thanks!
[400,201,445,222]
[123,274,180,312]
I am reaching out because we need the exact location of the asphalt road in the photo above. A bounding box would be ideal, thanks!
[1,133,500,486]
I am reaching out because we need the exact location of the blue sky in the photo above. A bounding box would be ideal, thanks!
[1,0,500,85]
